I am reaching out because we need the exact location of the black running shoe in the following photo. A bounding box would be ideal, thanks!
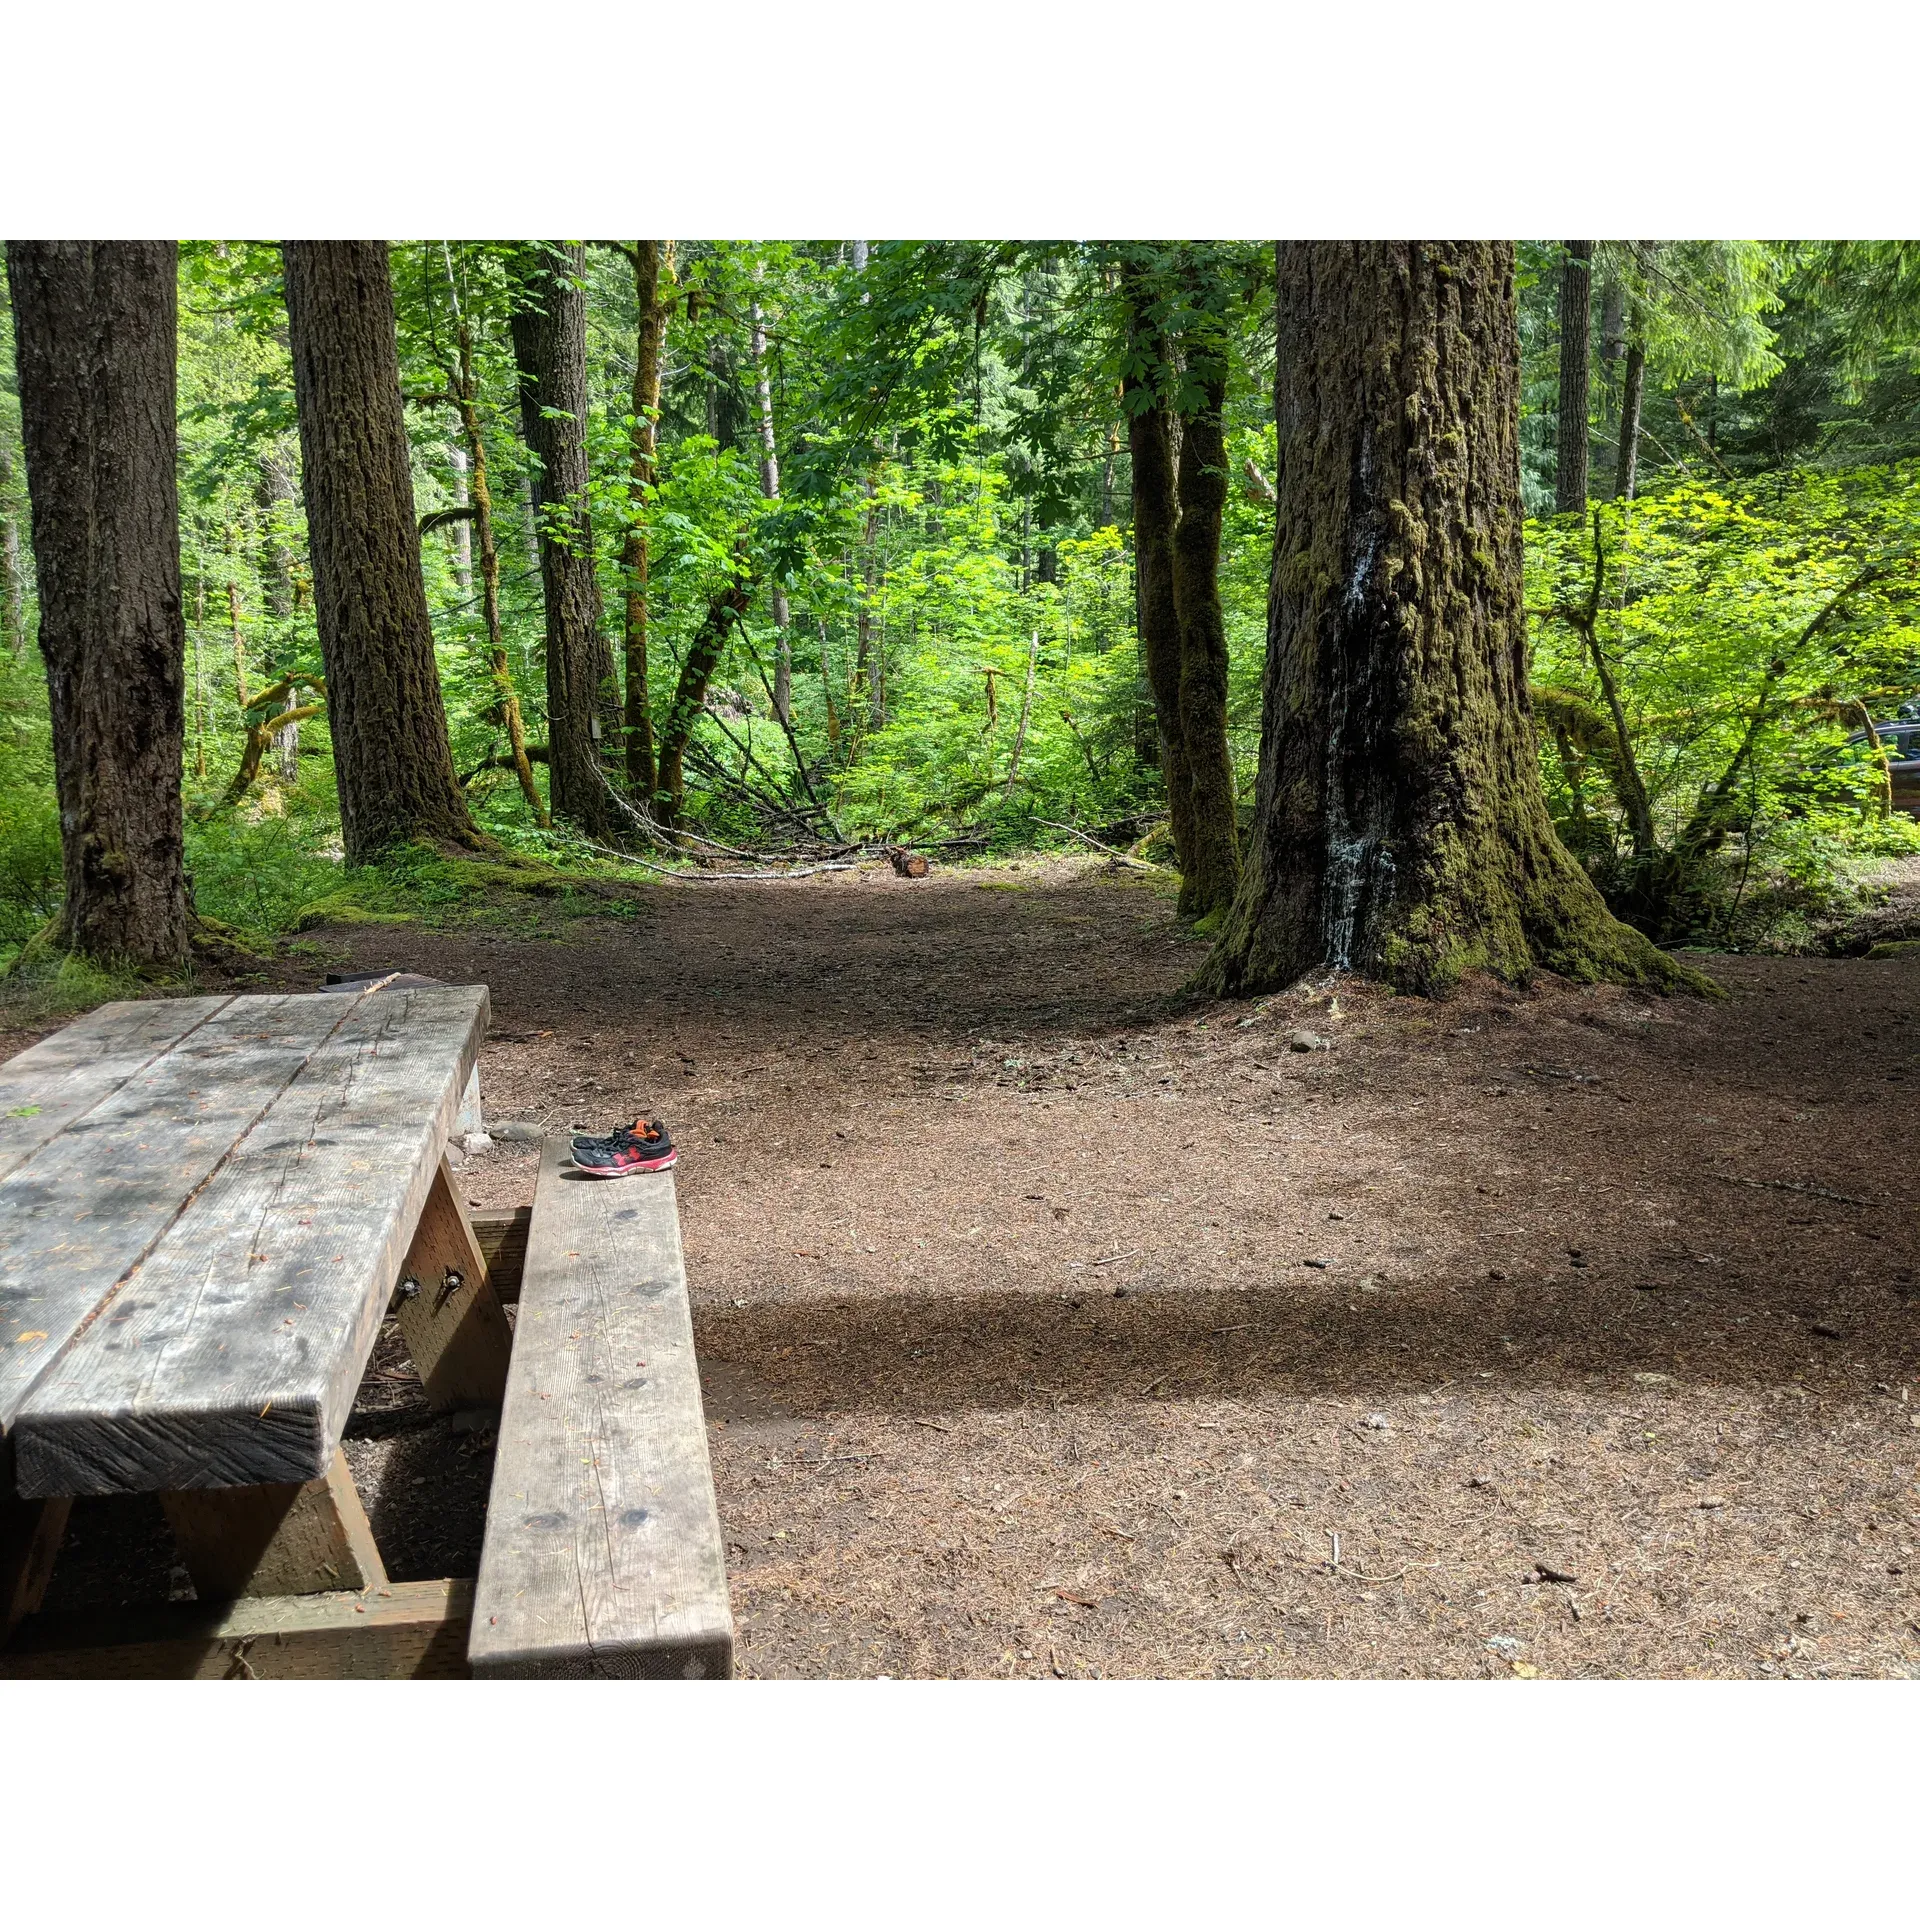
[571,1117,677,1177]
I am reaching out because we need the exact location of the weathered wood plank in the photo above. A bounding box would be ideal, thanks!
[1,1492,71,1645]
[13,986,490,1496]
[0,996,234,1185]
[393,1157,512,1410]
[468,1206,531,1302]
[469,1138,733,1679]
[159,1450,386,1600]
[0,993,369,1482]
[0,1577,474,1678]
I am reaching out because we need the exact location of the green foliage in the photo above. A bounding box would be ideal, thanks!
[4,236,1920,980]
[1528,464,1920,944]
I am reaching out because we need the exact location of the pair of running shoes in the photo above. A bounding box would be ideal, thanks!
[570,1116,677,1177]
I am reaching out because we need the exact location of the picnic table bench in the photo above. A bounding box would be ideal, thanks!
[0,985,732,1679]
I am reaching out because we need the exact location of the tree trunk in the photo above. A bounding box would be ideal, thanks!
[446,442,473,594]
[6,240,191,968]
[1170,327,1242,920]
[0,432,24,657]
[191,575,207,780]
[445,317,546,827]
[621,241,673,805]
[748,263,793,723]
[280,241,484,862]
[1554,241,1594,516]
[1615,335,1646,500]
[859,480,883,728]
[1120,264,1201,892]
[655,562,753,831]
[257,451,300,780]
[1200,242,1683,1000]
[508,243,621,838]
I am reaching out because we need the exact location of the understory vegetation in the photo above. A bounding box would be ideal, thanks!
[2,239,1918,979]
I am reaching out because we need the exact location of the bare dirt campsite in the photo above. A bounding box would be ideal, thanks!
[22,853,1917,1679]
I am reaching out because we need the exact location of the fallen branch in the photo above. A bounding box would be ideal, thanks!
[1034,816,1174,874]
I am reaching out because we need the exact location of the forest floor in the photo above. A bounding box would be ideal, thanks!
[26,852,1920,1678]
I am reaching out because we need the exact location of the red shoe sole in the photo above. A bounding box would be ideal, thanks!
[573,1150,678,1177]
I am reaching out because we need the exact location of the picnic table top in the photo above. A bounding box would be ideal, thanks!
[0,985,489,1501]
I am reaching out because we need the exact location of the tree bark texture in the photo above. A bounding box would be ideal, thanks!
[1554,242,1593,516]
[6,240,191,968]
[1122,261,1241,916]
[256,451,300,780]
[1615,336,1646,500]
[1170,341,1242,919]
[1123,301,1196,887]
[0,432,25,656]
[622,241,672,804]
[509,243,621,837]
[281,241,483,863]
[1200,242,1681,1000]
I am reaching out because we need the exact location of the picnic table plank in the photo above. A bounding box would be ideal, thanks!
[0,992,371,1481]
[468,1137,733,1678]
[11,986,488,1497]
[160,1450,386,1600]
[0,1577,474,1678]
[0,995,236,1185]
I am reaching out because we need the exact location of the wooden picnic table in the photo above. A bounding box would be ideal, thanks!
[0,984,512,1665]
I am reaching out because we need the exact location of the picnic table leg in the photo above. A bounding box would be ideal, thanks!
[2,1491,72,1646]
[392,1154,513,1412]
[160,1451,387,1602]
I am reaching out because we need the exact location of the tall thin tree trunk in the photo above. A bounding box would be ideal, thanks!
[451,318,546,825]
[257,451,300,781]
[226,583,249,714]
[818,614,841,751]
[1004,629,1040,793]
[850,241,884,730]
[191,575,207,780]
[1555,241,1594,516]
[860,481,883,727]
[517,474,540,578]
[655,561,753,831]
[0,433,23,657]
[508,242,621,838]
[1616,335,1646,500]
[6,240,191,967]
[748,264,792,723]
[1099,413,1120,528]
[621,241,673,805]
[446,442,473,595]
[1121,263,1198,886]
[1170,313,1242,920]
[281,240,484,861]
[1201,242,1681,1000]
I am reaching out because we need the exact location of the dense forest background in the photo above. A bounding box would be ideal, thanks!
[3,239,1918,979]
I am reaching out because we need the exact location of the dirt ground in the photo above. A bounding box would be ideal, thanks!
[28,854,1920,1678]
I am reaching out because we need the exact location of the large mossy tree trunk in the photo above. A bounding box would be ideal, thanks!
[509,243,622,839]
[7,240,190,969]
[282,242,484,864]
[1200,242,1688,1001]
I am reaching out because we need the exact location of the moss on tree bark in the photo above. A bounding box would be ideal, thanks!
[282,242,487,864]
[7,241,191,970]
[1200,242,1699,1001]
